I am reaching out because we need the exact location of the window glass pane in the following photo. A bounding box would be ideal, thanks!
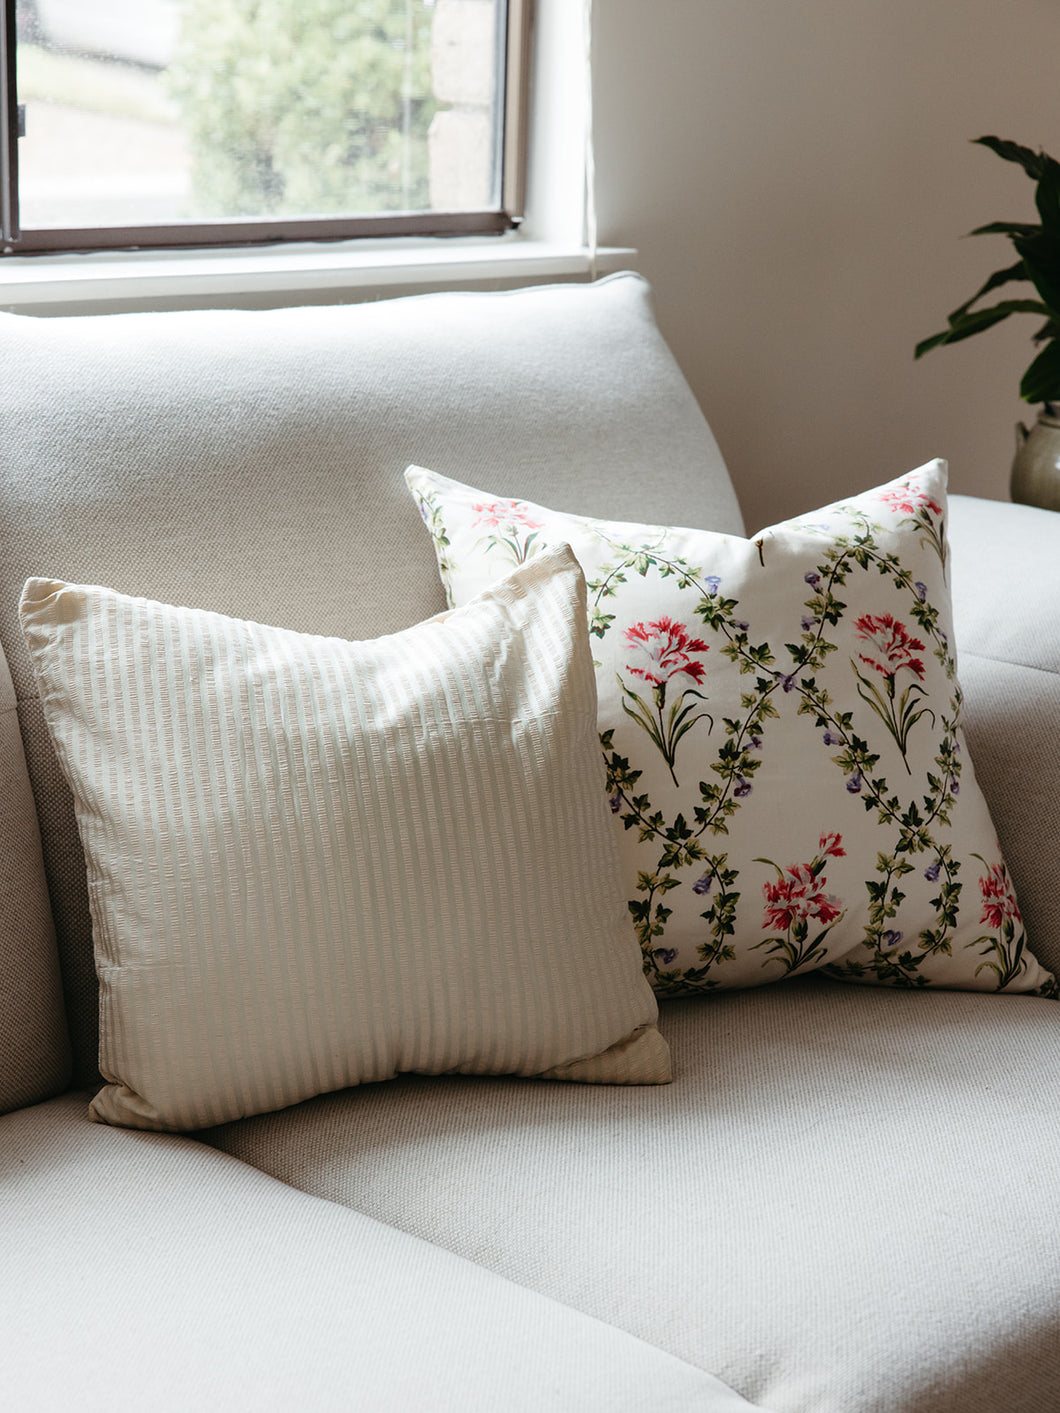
[15,0,502,231]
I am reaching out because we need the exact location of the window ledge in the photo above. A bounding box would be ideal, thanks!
[0,236,637,313]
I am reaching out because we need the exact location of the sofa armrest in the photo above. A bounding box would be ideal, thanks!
[948,494,1060,977]
[949,494,1060,672]
[0,635,70,1115]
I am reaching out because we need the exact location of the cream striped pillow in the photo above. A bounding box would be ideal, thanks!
[20,545,669,1132]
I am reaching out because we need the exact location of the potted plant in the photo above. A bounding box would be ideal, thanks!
[915,135,1060,509]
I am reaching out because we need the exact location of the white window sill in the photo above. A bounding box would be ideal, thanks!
[0,236,637,313]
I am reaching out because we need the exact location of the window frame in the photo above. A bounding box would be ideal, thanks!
[0,0,531,256]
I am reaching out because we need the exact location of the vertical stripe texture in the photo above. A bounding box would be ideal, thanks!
[19,546,667,1131]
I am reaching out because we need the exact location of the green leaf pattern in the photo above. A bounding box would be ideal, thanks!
[407,464,1059,1001]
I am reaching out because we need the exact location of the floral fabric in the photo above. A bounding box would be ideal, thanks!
[405,461,1057,999]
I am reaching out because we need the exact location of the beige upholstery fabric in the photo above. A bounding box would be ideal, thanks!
[206,977,1060,1413]
[21,552,667,1131]
[0,273,741,1085]
[2,1094,763,1412]
[0,637,69,1114]
[948,493,1060,977]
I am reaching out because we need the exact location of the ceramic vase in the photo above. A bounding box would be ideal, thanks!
[1011,406,1060,511]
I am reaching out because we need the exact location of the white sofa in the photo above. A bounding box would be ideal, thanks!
[2,273,1059,1412]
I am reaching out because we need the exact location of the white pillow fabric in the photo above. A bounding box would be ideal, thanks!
[20,546,669,1132]
[406,461,1057,1000]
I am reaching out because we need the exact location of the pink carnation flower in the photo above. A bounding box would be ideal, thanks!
[762,862,843,932]
[818,831,845,859]
[625,617,709,688]
[979,862,1023,931]
[472,499,542,531]
[854,613,926,681]
[877,484,943,516]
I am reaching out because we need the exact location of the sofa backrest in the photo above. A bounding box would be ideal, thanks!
[0,273,744,1088]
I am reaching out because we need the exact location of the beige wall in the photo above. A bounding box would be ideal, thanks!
[592,0,1060,529]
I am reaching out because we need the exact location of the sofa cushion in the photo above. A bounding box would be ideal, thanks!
[20,549,667,1132]
[948,493,1060,978]
[0,636,69,1114]
[0,272,741,1087]
[407,460,1055,999]
[205,979,1060,1413]
[1,1093,762,1413]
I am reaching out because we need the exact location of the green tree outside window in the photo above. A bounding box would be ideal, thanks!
[168,0,437,218]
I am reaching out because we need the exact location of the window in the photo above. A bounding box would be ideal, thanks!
[0,0,530,254]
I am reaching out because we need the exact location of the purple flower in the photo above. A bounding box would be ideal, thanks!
[914,581,928,602]
[801,615,818,631]
[924,861,941,881]
[692,874,713,896]
[823,730,841,746]
[609,793,622,814]
[653,948,678,966]
[748,735,763,750]
[950,779,960,796]
[733,619,750,632]
[734,777,753,798]
[882,930,903,949]
[804,572,821,587]
[846,772,863,794]
[777,672,797,693]
[703,575,722,595]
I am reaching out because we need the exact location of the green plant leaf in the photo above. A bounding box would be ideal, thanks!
[1020,337,1060,402]
[973,135,1048,179]
[1012,233,1060,318]
[918,142,1060,391]
[1034,153,1060,227]
[915,300,1050,358]
[969,221,1041,238]
[945,260,1028,326]
[913,331,952,358]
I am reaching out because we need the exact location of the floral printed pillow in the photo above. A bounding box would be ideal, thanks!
[405,461,1057,999]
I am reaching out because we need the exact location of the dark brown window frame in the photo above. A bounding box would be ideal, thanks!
[0,0,530,256]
